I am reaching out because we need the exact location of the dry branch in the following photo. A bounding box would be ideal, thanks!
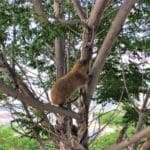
[54,0,62,19]
[111,127,150,150]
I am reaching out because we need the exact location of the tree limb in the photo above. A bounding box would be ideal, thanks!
[81,0,109,61]
[54,0,62,19]
[54,0,65,78]
[72,0,86,20]
[88,0,138,98]
[119,49,139,112]
[0,51,35,99]
[0,80,81,120]
[87,0,109,28]
[30,0,49,25]
[57,19,89,28]
[111,127,150,150]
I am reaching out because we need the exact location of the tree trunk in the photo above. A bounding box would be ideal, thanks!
[55,38,65,78]
[53,1,86,150]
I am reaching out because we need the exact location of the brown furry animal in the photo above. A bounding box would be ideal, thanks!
[141,141,150,150]
[50,59,89,105]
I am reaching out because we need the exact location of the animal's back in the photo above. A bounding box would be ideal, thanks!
[141,141,150,150]
[50,59,89,105]
[51,72,80,105]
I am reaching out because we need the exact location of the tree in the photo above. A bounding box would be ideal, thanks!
[0,0,149,149]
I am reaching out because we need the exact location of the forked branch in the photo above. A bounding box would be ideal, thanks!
[88,0,109,28]
[88,0,138,97]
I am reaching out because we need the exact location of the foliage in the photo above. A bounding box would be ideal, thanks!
[11,118,49,139]
[0,0,149,149]
[89,131,119,150]
[122,104,150,126]
[89,117,138,150]
[93,0,150,104]
[94,49,149,104]
[99,110,125,126]
[0,0,149,100]
[0,126,55,150]
[99,105,150,128]
[0,126,38,150]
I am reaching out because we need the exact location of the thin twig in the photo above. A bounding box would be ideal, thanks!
[88,89,124,144]
[119,49,139,112]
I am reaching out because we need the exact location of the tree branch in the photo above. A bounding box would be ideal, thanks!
[0,51,35,99]
[54,0,62,19]
[30,0,49,25]
[88,0,138,97]
[119,49,139,112]
[72,0,86,20]
[87,0,109,28]
[54,0,65,78]
[0,80,81,120]
[80,0,109,61]
[111,127,150,150]
[57,19,89,28]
